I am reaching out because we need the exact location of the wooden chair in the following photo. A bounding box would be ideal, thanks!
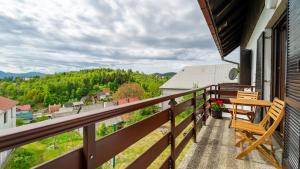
[228,91,259,127]
[231,98,285,169]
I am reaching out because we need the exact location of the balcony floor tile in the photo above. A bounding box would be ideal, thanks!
[178,118,282,169]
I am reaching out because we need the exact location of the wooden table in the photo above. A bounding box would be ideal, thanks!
[229,98,272,125]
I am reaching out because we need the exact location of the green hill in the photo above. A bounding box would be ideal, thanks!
[0,68,169,110]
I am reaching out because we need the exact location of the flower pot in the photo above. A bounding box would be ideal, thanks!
[212,110,222,119]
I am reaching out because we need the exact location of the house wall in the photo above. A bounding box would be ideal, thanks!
[243,0,287,101]
[0,106,16,129]
[0,106,16,167]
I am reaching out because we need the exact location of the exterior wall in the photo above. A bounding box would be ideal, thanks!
[160,88,189,110]
[0,106,16,167]
[0,106,16,129]
[243,0,286,101]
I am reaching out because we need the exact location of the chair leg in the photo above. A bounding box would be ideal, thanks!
[229,111,233,128]
[229,118,232,128]
[235,131,248,147]
[256,145,281,169]
[236,135,281,169]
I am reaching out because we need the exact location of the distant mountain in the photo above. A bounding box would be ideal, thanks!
[153,72,176,78]
[0,71,45,79]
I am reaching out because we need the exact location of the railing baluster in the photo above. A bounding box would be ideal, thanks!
[202,89,207,126]
[217,84,221,99]
[83,124,96,169]
[209,86,212,115]
[192,91,197,143]
[168,99,177,169]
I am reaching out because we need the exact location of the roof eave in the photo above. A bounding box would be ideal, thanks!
[197,0,224,57]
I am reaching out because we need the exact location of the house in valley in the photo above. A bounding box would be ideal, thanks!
[0,96,18,167]
[16,104,33,122]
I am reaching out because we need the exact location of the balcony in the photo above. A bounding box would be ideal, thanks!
[178,118,282,169]
[0,84,282,169]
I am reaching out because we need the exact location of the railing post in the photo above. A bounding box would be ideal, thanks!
[209,86,212,115]
[192,91,197,143]
[202,89,207,126]
[217,84,221,99]
[83,124,96,169]
[168,98,177,169]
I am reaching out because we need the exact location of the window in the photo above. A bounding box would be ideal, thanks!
[4,112,7,124]
[11,108,13,118]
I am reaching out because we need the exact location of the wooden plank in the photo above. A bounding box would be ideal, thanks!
[219,90,238,96]
[94,109,169,165]
[83,124,96,169]
[125,133,170,169]
[175,129,193,159]
[193,92,197,143]
[35,148,84,169]
[196,95,204,102]
[209,90,219,94]
[175,113,193,137]
[159,156,171,169]
[173,99,193,116]
[169,99,176,169]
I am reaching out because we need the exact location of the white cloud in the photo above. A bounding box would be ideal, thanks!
[0,0,234,74]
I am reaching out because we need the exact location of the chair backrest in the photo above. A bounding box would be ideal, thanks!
[237,91,258,100]
[259,98,285,133]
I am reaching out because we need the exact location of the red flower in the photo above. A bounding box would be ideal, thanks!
[211,98,216,102]
[216,100,223,105]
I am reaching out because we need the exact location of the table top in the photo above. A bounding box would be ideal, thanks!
[229,98,272,107]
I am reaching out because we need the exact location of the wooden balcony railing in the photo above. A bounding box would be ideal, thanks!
[0,83,254,169]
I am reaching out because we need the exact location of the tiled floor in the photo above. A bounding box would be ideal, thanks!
[178,118,282,169]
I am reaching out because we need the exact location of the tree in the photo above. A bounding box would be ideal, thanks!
[113,83,144,100]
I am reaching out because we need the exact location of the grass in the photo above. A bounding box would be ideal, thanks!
[4,131,82,169]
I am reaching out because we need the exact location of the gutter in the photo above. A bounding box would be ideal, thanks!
[222,56,239,68]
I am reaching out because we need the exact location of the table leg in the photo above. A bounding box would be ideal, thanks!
[229,104,237,128]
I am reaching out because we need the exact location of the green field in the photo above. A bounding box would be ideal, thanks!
[4,131,82,169]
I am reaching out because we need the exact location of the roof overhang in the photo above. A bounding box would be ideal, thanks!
[198,0,248,57]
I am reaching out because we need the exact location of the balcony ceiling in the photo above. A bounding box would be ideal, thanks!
[198,0,248,57]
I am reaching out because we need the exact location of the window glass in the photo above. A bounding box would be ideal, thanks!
[4,112,7,124]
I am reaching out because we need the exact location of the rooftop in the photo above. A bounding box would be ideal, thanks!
[0,96,18,111]
[160,64,237,90]
[16,104,31,111]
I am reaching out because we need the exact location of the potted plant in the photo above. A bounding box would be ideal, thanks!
[210,98,224,119]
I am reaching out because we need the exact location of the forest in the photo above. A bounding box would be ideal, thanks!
[0,68,169,110]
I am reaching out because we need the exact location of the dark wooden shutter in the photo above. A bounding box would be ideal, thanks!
[240,49,252,85]
[284,0,300,168]
[255,32,265,99]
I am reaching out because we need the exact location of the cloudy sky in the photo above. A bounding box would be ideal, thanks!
[0,0,238,74]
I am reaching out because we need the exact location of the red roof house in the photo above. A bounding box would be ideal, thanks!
[128,97,139,103]
[116,97,140,105]
[16,105,31,112]
[0,96,18,111]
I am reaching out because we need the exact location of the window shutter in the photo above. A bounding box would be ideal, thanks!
[255,32,265,99]
[284,0,300,168]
